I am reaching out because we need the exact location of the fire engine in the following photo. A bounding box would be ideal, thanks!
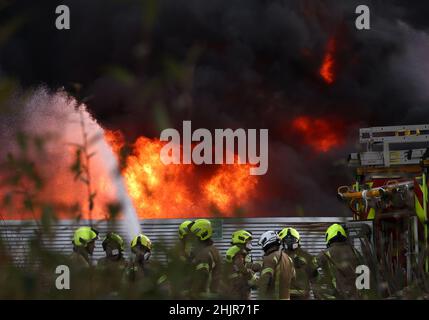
[338,124,429,289]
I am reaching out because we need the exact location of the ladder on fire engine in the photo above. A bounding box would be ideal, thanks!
[348,124,429,168]
[347,124,429,274]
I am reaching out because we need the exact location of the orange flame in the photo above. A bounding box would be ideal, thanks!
[292,116,344,152]
[319,38,336,84]
[204,161,258,212]
[107,133,259,219]
[104,129,125,155]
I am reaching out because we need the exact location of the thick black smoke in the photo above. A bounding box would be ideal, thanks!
[1,0,429,216]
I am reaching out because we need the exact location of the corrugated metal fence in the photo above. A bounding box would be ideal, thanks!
[0,217,372,266]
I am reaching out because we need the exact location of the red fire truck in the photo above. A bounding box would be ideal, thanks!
[338,124,429,290]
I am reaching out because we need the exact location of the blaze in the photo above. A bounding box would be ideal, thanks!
[1,92,258,221]
[319,37,336,84]
[108,134,259,219]
[204,162,258,212]
[292,116,344,152]
[104,129,125,155]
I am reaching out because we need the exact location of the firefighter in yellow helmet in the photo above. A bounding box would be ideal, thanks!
[129,233,153,281]
[67,226,99,298]
[128,233,168,297]
[223,230,259,299]
[96,232,128,295]
[97,232,126,267]
[70,226,99,268]
[278,227,315,300]
[97,232,127,269]
[177,220,194,261]
[167,220,195,298]
[258,230,295,300]
[313,223,362,300]
[188,219,221,299]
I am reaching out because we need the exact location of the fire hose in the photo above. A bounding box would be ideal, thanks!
[337,180,415,215]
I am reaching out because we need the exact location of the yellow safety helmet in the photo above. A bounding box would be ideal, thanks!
[231,230,252,245]
[72,226,99,247]
[178,220,193,239]
[102,232,125,251]
[325,224,347,246]
[278,227,300,241]
[278,227,300,250]
[225,245,242,263]
[190,219,213,241]
[131,234,152,250]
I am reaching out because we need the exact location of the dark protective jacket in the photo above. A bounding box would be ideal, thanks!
[67,248,94,298]
[190,239,222,298]
[97,255,128,270]
[314,241,362,299]
[126,258,168,299]
[259,246,295,300]
[95,255,129,296]
[166,240,194,298]
[284,247,315,299]
[69,248,91,269]
[223,246,257,300]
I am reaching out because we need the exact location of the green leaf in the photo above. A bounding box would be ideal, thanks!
[16,132,28,152]
[106,202,121,220]
[23,196,33,212]
[89,192,97,211]
[3,193,12,207]
[87,152,96,159]
[41,205,57,235]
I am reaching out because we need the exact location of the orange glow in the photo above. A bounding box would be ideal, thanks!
[108,135,259,219]
[105,129,125,155]
[319,38,336,84]
[292,116,344,152]
[204,161,258,212]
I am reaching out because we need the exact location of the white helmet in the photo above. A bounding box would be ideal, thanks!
[258,231,280,250]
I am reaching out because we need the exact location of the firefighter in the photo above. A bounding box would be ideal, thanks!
[188,219,222,299]
[167,220,194,298]
[223,230,258,299]
[231,229,261,272]
[177,220,194,261]
[128,233,168,298]
[97,232,127,269]
[278,227,315,299]
[96,232,128,296]
[313,223,362,300]
[70,226,99,268]
[67,226,99,298]
[129,233,153,282]
[258,230,295,300]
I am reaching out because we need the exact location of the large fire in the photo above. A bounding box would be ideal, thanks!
[106,131,259,219]
[291,116,344,152]
[319,37,336,84]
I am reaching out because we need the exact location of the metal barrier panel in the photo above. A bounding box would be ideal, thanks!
[0,217,373,299]
[0,217,359,265]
